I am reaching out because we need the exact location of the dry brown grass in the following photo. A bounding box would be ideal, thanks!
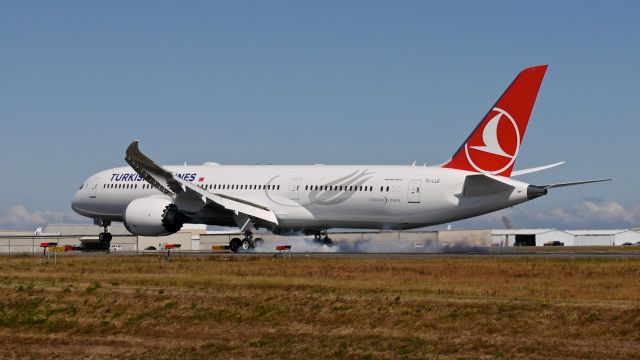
[0,254,639,359]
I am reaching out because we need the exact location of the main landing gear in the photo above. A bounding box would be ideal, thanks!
[229,229,264,253]
[313,229,333,246]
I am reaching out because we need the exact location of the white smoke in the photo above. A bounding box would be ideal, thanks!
[252,235,452,253]
[332,238,443,253]
[253,236,338,253]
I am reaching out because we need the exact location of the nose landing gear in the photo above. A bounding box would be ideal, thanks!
[95,219,112,250]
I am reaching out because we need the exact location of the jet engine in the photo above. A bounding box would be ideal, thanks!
[123,196,187,236]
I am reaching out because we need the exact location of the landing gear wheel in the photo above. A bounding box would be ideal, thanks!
[241,238,255,250]
[99,232,112,243]
[229,238,242,253]
[313,230,332,246]
[254,238,264,247]
[98,232,112,251]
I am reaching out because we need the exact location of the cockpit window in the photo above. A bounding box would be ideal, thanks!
[79,184,84,190]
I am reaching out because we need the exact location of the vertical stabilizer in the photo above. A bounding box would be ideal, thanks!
[443,65,547,177]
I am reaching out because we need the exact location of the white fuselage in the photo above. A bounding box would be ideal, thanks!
[72,164,532,231]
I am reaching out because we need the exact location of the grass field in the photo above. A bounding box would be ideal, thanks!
[0,254,639,359]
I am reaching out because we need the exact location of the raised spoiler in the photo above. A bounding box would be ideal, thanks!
[124,140,278,230]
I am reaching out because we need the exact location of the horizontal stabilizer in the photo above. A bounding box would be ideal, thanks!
[463,174,515,197]
[511,161,564,176]
[541,178,613,189]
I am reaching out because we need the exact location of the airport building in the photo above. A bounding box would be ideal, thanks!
[0,225,639,253]
[491,229,640,247]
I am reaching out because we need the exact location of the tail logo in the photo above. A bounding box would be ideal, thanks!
[464,107,520,174]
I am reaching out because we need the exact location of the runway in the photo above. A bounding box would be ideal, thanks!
[9,248,640,259]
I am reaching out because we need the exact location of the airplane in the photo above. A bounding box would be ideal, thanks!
[71,65,611,252]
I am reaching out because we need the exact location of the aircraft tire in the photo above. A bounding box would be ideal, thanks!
[254,238,264,247]
[241,238,255,250]
[99,232,112,243]
[229,238,241,253]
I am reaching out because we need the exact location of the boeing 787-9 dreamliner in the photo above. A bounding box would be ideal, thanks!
[71,65,611,251]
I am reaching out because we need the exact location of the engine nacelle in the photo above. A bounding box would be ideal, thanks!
[123,196,186,236]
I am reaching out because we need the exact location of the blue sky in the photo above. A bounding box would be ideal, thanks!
[0,1,638,229]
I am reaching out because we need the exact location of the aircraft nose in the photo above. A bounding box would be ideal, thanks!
[71,191,82,214]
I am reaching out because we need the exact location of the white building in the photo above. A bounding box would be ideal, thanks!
[492,229,640,247]
[564,230,640,246]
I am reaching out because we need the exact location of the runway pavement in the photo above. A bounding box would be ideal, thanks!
[5,248,640,258]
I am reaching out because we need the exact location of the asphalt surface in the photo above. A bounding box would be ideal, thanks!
[5,249,640,258]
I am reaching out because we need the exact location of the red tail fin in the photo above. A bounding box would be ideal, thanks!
[443,65,547,177]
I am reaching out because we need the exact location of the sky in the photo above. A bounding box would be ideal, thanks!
[0,1,639,230]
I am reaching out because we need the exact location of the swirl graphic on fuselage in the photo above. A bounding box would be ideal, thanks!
[264,169,375,207]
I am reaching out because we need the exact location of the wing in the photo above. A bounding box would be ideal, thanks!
[124,141,279,230]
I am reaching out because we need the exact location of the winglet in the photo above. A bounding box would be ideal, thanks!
[125,141,175,196]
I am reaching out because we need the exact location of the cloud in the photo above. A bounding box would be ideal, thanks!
[1,199,639,232]
[456,198,640,229]
[0,205,88,230]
